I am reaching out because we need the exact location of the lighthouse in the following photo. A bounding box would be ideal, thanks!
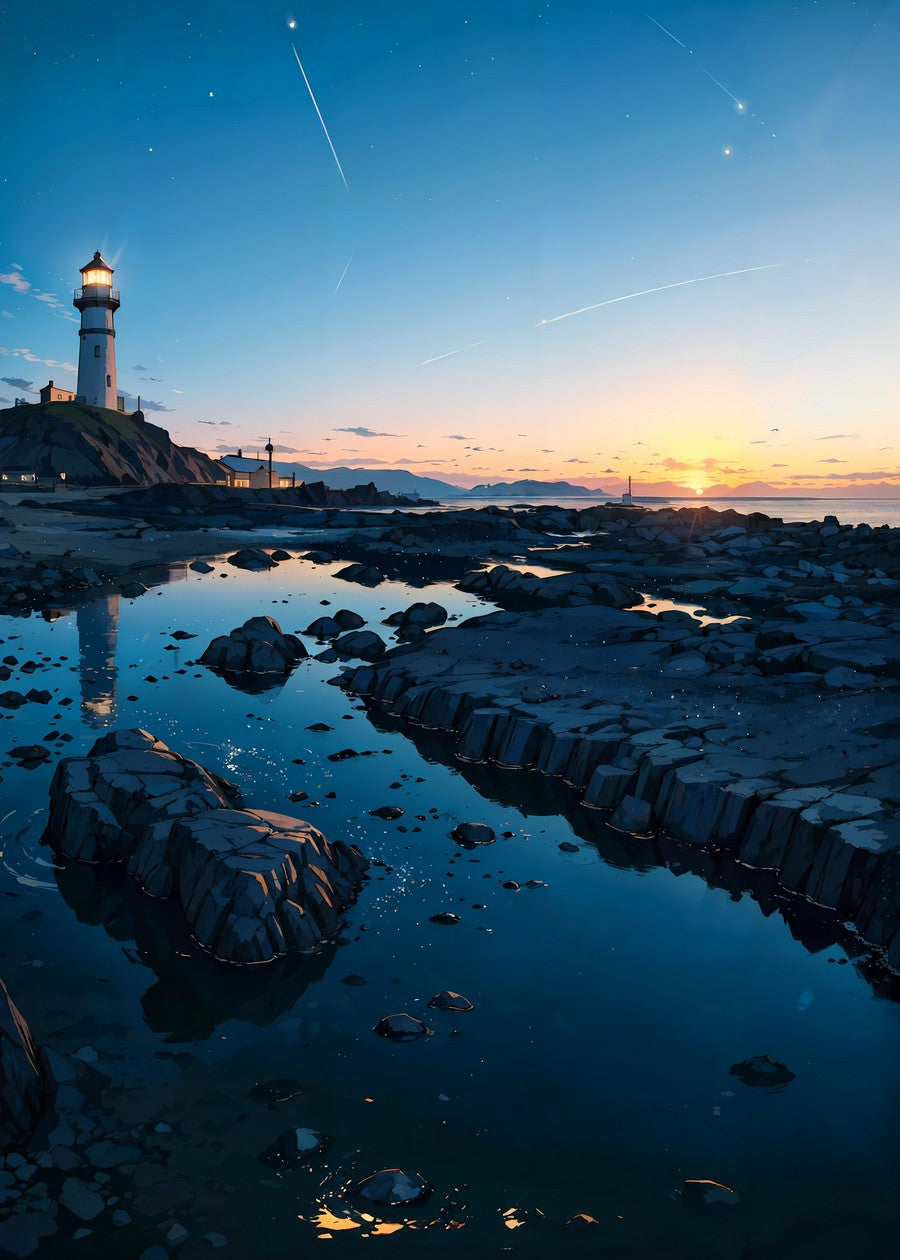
[73,251,120,409]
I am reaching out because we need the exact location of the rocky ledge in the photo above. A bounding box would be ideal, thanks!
[341,597,900,972]
[42,730,367,964]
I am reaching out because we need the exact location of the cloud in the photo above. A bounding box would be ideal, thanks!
[171,388,183,395]
[814,433,857,441]
[1,346,76,373]
[333,426,404,438]
[1,376,35,391]
[564,457,588,464]
[789,469,900,482]
[1,311,14,320]
[444,434,472,441]
[132,363,147,371]
[213,443,243,454]
[0,396,11,404]
[198,420,232,427]
[771,462,789,467]
[0,271,30,293]
[140,376,163,382]
[817,458,846,464]
[121,394,172,412]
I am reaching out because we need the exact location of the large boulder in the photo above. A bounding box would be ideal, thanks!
[200,616,308,676]
[43,730,368,965]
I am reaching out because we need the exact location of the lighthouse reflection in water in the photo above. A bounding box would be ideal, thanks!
[44,595,120,726]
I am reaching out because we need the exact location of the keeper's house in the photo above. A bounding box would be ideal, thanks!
[218,453,302,490]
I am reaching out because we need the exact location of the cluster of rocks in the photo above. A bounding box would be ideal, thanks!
[0,560,109,617]
[200,615,308,677]
[43,729,368,964]
[460,563,639,609]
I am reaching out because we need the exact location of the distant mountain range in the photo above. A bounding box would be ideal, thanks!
[464,479,607,498]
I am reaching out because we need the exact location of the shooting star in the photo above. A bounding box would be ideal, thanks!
[334,256,352,292]
[703,69,743,108]
[421,340,487,366]
[291,43,348,189]
[644,12,687,49]
[538,264,784,327]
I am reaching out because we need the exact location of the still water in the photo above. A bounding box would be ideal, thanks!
[1,552,897,1257]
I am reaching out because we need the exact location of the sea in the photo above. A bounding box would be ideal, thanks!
[435,495,900,528]
[0,546,897,1256]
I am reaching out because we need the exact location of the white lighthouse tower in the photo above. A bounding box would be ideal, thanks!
[74,251,120,409]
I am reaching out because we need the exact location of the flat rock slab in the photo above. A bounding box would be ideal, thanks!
[43,729,368,964]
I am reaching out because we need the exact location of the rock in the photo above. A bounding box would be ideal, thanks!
[0,691,28,710]
[558,841,579,853]
[429,912,460,925]
[270,549,292,561]
[0,977,49,1152]
[355,1168,433,1206]
[450,822,496,848]
[335,563,383,586]
[59,1177,104,1221]
[370,805,404,820]
[227,547,280,571]
[610,795,654,834]
[121,582,148,599]
[167,1223,189,1244]
[0,1212,58,1257]
[680,1179,740,1207]
[565,1213,600,1231]
[259,1126,329,1168]
[189,560,214,573]
[373,1013,432,1042]
[200,615,308,678]
[43,729,368,965]
[428,991,474,1012]
[334,609,366,629]
[729,1055,796,1087]
[7,745,51,766]
[332,630,387,661]
[305,616,341,638]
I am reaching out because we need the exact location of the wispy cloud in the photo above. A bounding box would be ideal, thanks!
[334,425,404,438]
[1,345,77,373]
[0,265,78,323]
[814,433,857,441]
[1,375,35,391]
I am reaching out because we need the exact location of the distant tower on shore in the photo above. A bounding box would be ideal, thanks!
[73,251,120,409]
[622,475,633,506]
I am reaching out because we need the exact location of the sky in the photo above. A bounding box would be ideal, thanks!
[1,0,898,496]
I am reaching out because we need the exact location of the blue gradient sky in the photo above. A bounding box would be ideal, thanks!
[2,1,898,493]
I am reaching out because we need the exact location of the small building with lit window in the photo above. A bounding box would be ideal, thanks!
[218,453,302,489]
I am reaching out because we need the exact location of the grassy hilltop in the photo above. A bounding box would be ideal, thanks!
[0,401,221,486]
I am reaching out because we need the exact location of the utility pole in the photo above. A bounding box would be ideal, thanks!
[265,438,274,489]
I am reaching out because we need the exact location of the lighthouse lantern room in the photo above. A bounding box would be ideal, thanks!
[74,251,120,409]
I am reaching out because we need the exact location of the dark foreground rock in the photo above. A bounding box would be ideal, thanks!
[729,1055,796,1087]
[200,615,308,677]
[0,978,49,1151]
[43,729,368,964]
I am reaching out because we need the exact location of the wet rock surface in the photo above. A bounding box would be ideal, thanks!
[42,729,368,964]
[355,1168,434,1206]
[729,1055,796,1087]
[200,614,308,678]
[373,1013,432,1041]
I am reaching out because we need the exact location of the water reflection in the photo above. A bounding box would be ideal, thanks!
[54,861,337,1039]
[76,594,119,725]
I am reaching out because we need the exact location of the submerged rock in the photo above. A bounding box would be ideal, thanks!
[428,991,474,1012]
[680,1179,740,1207]
[373,1013,432,1042]
[429,912,461,926]
[355,1168,433,1206]
[227,548,280,571]
[336,563,383,587]
[200,615,308,677]
[450,822,496,848]
[43,729,368,965]
[258,1126,329,1168]
[729,1055,796,1087]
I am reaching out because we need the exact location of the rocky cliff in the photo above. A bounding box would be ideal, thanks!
[0,401,222,486]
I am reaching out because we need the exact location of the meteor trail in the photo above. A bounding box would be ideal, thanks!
[644,12,686,49]
[538,264,785,326]
[334,256,352,292]
[421,340,487,366]
[291,43,348,189]
[703,69,742,107]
